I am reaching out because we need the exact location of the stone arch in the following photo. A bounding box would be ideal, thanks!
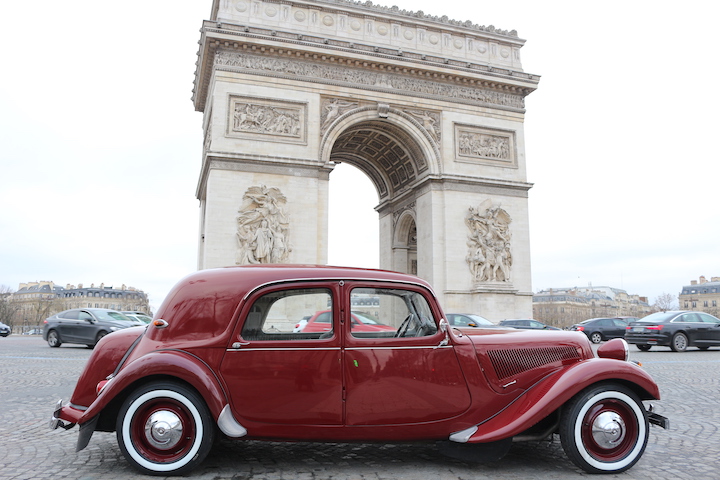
[321,106,440,201]
[393,208,417,275]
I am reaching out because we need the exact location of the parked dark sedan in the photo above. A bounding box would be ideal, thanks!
[570,317,638,344]
[43,308,142,348]
[498,319,560,330]
[624,311,720,352]
[0,321,10,337]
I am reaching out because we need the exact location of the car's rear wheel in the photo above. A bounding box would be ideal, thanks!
[636,345,651,352]
[560,383,648,474]
[671,332,688,352]
[590,332,602,344]
[117,381,214,475]
[47,330,62,348]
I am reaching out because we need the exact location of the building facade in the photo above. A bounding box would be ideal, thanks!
[533,286,651,328]
[679,276,720,316]
[10,281,150,330]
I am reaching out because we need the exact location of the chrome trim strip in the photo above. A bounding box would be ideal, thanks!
[217,405,248,438]
[449,426,478,443]
[347,345,453,351]
[69,402,88,411]
[226,347,341,352]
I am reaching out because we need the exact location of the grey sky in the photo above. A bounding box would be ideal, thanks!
[1,1,717,311]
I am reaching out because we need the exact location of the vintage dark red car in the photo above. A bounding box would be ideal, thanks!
[50,265,668,475]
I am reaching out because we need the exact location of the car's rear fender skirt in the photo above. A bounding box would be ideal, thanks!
[459,358,660,444]
[77,350,229,429]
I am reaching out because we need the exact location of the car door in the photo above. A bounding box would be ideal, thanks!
[57,310,86,343]
[343,283,472,427]
[220,283,343,427]
[674,313,705,345]
[696,313,720,345]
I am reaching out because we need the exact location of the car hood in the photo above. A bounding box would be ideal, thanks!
[456,327,595,394]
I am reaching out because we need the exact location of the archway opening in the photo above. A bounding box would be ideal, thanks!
[328,163,379,268]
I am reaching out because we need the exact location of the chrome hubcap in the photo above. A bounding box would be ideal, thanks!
[591,411,626,449]
[144,411,183,450]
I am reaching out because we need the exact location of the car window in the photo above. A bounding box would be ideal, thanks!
[612,319,627,327]
[350,287,437,338]
[78,311,93,321]
[674,314,698,323]
[698,313,720,324]
[529,321,543,328]
[59,310,79,320]
[241,288,333,341]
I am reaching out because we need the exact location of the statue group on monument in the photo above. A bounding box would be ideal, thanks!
[465,200,513,283]
[236,185,292,265]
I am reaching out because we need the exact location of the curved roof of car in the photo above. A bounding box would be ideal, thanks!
[153,265,435,342]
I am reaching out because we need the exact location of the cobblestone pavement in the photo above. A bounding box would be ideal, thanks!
[1,335,718,480]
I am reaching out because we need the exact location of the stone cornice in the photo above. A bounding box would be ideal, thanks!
[193,22,539,112]
[229,0,522,38]
[196,153,332,199]
[375,173,533,214]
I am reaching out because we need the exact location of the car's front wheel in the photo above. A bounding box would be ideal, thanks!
[671,332,688,352]
[636,345,651,352]
[590,332,603,344]
[560,383,649,474]
[47,330,62,348]
[117,381,214,475]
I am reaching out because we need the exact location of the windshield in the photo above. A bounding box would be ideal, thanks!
[93,310,135,322]
[637,312,676,323]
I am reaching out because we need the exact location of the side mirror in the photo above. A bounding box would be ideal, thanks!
[439,318,449,333]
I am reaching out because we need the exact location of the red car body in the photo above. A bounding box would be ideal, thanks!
[50,265,668,475]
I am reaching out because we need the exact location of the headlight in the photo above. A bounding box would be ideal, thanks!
[596,338,629,361]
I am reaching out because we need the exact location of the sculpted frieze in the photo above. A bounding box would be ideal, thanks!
[227,95,307,144]
[454,124,516,168]
[465,200,512,284]
[236,185,292,265]
[215,50,525,110]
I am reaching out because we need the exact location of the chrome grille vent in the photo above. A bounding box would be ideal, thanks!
[487,346,580,381]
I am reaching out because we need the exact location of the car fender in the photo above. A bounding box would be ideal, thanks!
[78,349,229,426]
[461,358,660,444]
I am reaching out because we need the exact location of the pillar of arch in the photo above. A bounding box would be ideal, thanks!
[192,0,539,319]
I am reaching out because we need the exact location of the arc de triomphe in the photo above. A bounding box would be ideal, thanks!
[192,0,539,318]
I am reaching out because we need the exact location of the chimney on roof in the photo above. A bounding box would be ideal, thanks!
[712,277,720,282]
[691,280,697,285]
[699,276,707,284]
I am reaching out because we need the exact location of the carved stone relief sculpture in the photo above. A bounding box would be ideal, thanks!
[405,109,441,143]
[215,51,526,110]
[454,124,516,167]
[236,185,292,265]
[465,199,512,283]
[227,95,307,144]
[320,97,358,134]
